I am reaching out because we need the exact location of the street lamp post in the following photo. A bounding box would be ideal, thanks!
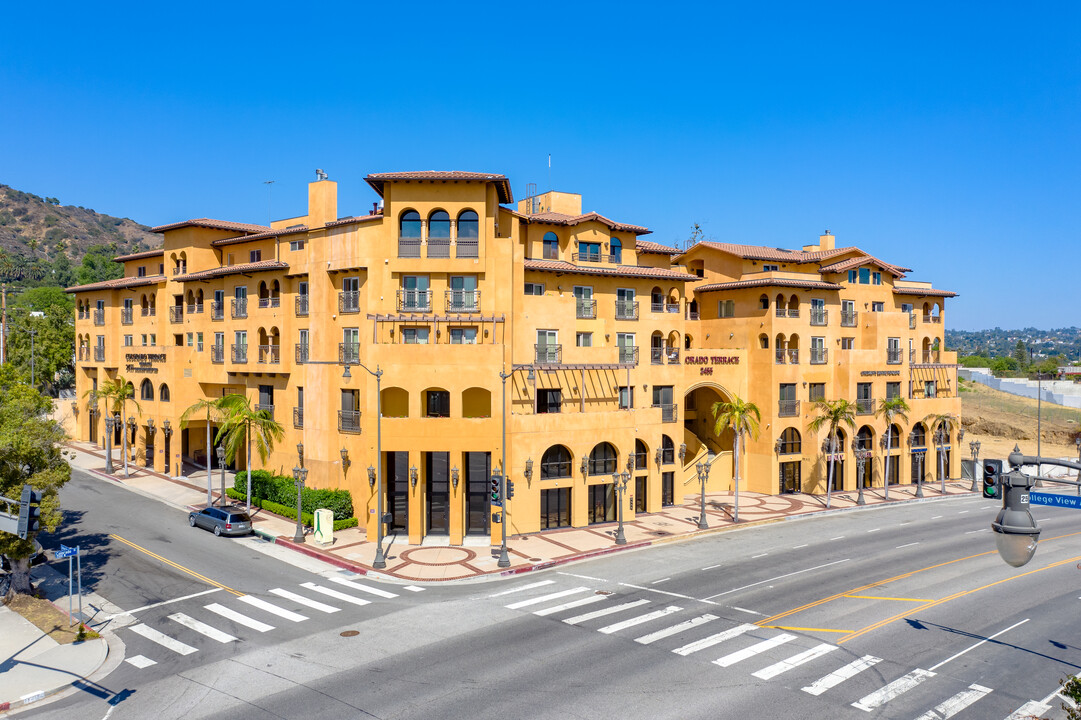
[854,448,871,505]
[611,471,629,544]
[935,425,948,495]
[695,460,710,529]
[497,369,512,568]
[292,465,308,544]
[1076,437,1081,496]
[969,440,981,493]
[104,416,115,474]
[216,445,226,507]
[879,433,890,501]
[909,430,924,498]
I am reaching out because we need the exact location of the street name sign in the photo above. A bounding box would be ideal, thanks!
[1028,491,1081,509]
[55,544,78,559]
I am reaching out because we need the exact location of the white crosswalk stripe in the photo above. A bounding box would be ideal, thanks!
[238,595,309,622]
[533,594,609,616]
[488,580,555,597]
[205,603,274,632]
[505,587,589,610]
[270,588,340,613]
[1004,700,1050,719]
[715,633,796,668]
[125,654,156,669]
[300,582,372,607]
[635,614,718,645]
[329,577,398,599]
[598,606,682,634]
[167,613,237,643]
[564,599,651,625]
[915,683,992,719]
[129,623,197,655]
[752,643,837,679]
[802,655,882,696]
[673,623,757,656]
[852,669,935,712]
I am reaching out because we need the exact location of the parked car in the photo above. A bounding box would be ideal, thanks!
[188,506,252,537]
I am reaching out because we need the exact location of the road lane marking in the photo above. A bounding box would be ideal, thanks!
[914,683,992,720]
[204,603,274,632]
[830,536,845,540]
[802,655,881,695]
[730,606,765,616]
[106,588,223,619]
[403,586,424,592]
[927,619,1029,671]
[866,528,880,533]
[167,613,237,643]
[599,606,681,634]
[329,578,399,598]
[506,587,589,609]
[129,623,197,655]
[300,582,371,607]
[534,594,608,616]
[557,572,607,582]
[269,588,340,613]
[125,655,156,669]
[635,614,717,644]
[237,596,309,622]
[843,595,932,602]
[702,564,723,570]
[488,580,554,597]
[753,643,837,679]
[108,534,242,596]
[618,582,718,604]
[851,668,935,711]
[792,544,808,549]
[751,553,769,559]
[673,623,757,656]
[705,559,850,599]
[762,625,851,634]
[651,578,671,585]
[715,633,796,667]
[564,599,650,625]
[965,529,987,534]
[896,542,920,549]
[932,516,942,519]
[957,510,970,514]
[1005,700,1051,719]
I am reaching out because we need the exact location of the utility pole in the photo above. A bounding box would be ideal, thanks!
[1,282,6,364]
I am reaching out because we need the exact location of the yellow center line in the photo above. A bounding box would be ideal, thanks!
[109,534,243,597]
[843,595,932,602]
[762,625,852,634]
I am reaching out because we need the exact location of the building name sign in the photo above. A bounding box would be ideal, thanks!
[125,353,167,374]
[685,355,740,376]
[860,370,900,377]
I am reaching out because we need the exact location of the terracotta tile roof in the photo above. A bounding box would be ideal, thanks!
[175,260,289,282]
[365,171,513,203]
[694,278,843,293]
[818,255,909,277]
[523,259,697,281]
[893,286,958,298]
[325,214,383,228]
[151,218,269,234]
[523,211,651,235]
[635,240,680,255]
[113,249,164,263]
[211,225,309,247]
[689,241,856,263]
[66,274,166,294]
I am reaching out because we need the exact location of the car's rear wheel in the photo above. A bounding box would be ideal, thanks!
[189,516,196,527]
[213,525,222,536]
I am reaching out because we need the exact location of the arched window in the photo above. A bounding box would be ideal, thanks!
[380,387,409,418]
[400,210,421,239]
[634,439,648,470]
[457,210,479,239]
[140,379,154,401]
[462,387,491,418]
[159,384,170,402]
[759,333,769,349]
[589,442,617,475]
[910,423,926,448]
[884,423,902,450]
[856,426,874,451]
[541,445,572,479]
[759,294,770,310]
[423,388,450,418]
[428,210,451,239]
[779,428,801,455]
[661,435,675,464]
[542,231,559,260]
[610,237,622,263]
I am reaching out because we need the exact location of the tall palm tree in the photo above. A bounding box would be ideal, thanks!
[808,399,857,509]
[875,397,910,501]
[99,375,140,478]
[216,393,285,514]
[711,395,761,523]
[180,397,225,507]
[923,412,960,493]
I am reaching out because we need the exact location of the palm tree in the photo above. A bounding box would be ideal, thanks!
[180,397,225,507]
[215,393,285,514]
[98,375,140,478]
[924,412,960,493]
[875,397,910,501]
[711,395,761,523]
[808,399,857,508]
[81,385,110,470]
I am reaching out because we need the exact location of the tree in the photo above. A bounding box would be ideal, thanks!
[1060,675,1081,719]
[0,366,71,599]
[5,287,75,393]
[875,397,910,501]
[180,397,226,507]
[75,244,123,287]
[924,412,960,491]
[215,393,284,514]
[97,375,140,477]
[808,399,857,508]
[1013,339,1028,368]
[51,253,75,288]
[711,395,761,523]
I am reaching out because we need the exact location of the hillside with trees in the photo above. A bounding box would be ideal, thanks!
[947,327,1081,363]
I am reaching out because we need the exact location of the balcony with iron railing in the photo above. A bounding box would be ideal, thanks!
[339,291,361,314]
[651,347,664,365]
[295,343,309,364]
[295,295,309,317]
[576,299,596,319]
[94,309,105,326]
[94,346,105,362]
[339,342,361,365]
[397,290,432,313]
[573,251,603,263]
[172,264,186,276]
[258,345,280,364]
[169,306,183,323]
[615,300,639,320]
[141,307,156,317]
[338,409,362,433]
[856,397,875,415]
[456,239,479,258]
[77,347,89,362]
[231,344,248,363]
[778,399,800,417]
[211,344,224,363]
[258,296,281,309]
[810,348,828,364]
[398,237,421,258]
[810,309,828,326]
[232,298,247,319]
[788,348,799,364]
[186,303,204,315]
[840,310,858,327]
[775,349,786,365]
[909,313,917,329]
[618,346,639,366]
[667,347,680,364]
[293,407,303,428]
[426,238,451,258]
[685,307,699,320]
[887,347,903,364]
[788,308,800,318]
[654,404,678,423]
[121,308,133,325]
[923,314,942,324]
[445,290,480,313]
[77,310,89,320]
[535,344,562,365]
[210,301,223,320]
[255,403,274,418]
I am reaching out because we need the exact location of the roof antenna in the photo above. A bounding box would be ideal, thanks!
[263,180,275,227]
[316,168,328,181]
[547,153,551,192]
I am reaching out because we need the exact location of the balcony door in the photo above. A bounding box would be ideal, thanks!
[465,452,490,536]
[425,451,450,536]
[402,275,429,310]
[385,452,409,532]
[449,276,476,311]
[537,330,557,363]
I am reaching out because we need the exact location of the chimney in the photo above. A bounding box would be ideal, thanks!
[819,230,835,251]
[308,171,337,228]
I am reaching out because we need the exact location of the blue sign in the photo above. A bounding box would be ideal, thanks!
[55,544,78,559]
[1028,492,1081,510]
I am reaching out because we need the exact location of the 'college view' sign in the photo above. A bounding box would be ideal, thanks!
[125,353,167,374]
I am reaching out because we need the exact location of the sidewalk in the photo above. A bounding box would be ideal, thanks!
[63,441,978,583]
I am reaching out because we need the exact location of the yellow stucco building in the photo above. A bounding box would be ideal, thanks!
[69,171,961,547]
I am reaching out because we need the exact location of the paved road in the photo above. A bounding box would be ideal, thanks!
[25,472,1081,719]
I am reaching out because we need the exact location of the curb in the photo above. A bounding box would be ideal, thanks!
[0,633,117,717]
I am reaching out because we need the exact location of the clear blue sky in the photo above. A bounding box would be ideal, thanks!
[1,2,1077,330]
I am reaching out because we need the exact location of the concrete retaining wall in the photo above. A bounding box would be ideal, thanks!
[960,368,1081,409]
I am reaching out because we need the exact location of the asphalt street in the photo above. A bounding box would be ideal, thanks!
[21,470,1081,720]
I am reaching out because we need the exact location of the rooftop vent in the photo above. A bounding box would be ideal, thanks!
[315,168,328,181]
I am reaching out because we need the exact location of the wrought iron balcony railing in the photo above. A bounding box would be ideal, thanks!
[809,309,828,326]
[258,345,280,364]
[455,239,479,258]
[840,310,858,327]
[887,348,903,364]
[667,347,680,364]
[778,399,800,417]
[210,301,224,320]
[810,348,828,364]
[141,307,156,317]
[121,308,133,325]
[187,304,204,315]
[258,297,280,309]
[94,346,105,362]
[535,344,562,365]
[255,403,274,418]
[618,346,639,366]
[856,397,875,415]
[427,239,451,258]
[94,309,105,325]
[339,291,361,314]
[615,300,639,320]
[445,290,480,313]
[231,344,248,363]
[232,298,247,319]
[397,290,432,313]
[654,404,678,423]
[398,238,422,258]
[295,295,309,317]
[169,306,183,323]
[339,342,361,365]
[573,251,602,263]
[295,344,309,364]
[211,344,224,363]
[576,299,596,319]
[293,407,303,429]
[338,409,362,434]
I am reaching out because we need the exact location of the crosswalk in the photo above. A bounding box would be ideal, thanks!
[121,576,403,668]
[490,580,1027,719]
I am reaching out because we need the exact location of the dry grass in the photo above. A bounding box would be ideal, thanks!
[4,593,97,644]
[961,379,1081,462]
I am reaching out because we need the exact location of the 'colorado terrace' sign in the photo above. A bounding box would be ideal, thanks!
[125,353,167,374]
[685,355,740,376]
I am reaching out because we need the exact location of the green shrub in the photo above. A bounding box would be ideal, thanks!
[233,471,354,520]
[225,488,358,531]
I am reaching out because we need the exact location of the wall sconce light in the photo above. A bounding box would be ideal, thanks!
[410,465,419,488]
[626,455,635,472]
[367,465,376,488]
[128,415,136,428]
[581,457,589,475]
[451,466,460,489]
[655,448,663,465]
[524,458,533,481]
[679,443,687,463]
[340,448,350,470]
[71,401,79,416]
[146,417,155,430]
[297,442,304,467]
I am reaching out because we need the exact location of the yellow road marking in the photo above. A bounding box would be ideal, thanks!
[762,626,852,634]
[843,595,932,602]
[109,534,242,597]
[838,553,1081,644]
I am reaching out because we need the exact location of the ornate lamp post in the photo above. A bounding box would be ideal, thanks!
[216,445,226,506]
[1076,437,1080,496]
[879,433,890,501]
[162,419,174,477]
[695,460,710,529]
[969,440,981,493]
[104,415,115,474]
[297,442,304,469]
[611,471,630,544]
[292,464,308,543]
[854,448,871,506]
[909,430,924,498]
[934,425,948,494]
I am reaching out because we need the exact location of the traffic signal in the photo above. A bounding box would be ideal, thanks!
[490,473,502,506]
[983,459,1003,500]
[506,480,515,500]
[17,485,43,539]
